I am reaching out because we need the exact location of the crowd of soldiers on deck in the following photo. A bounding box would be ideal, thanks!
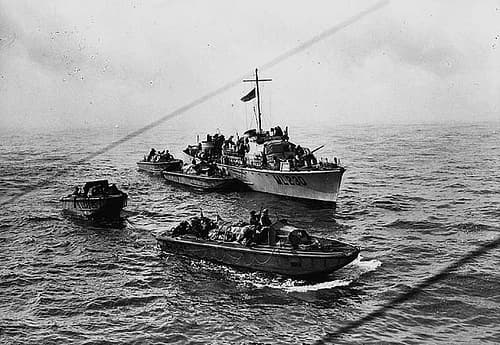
[71,183,121,198]
[292,144,317,168]
[200,127,287,161]
[208,208,274,246]
[188,127,340,171]
[182,159,227,177]
[270,125,286,138]
[171,213,218,238]
[170,209,276,247]
[144,148,174,162]
[191,132,255,162]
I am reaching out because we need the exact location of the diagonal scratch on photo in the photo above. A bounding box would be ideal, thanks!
[1,1,499,344]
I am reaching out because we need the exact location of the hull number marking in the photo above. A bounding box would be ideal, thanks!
[273,175,307,186]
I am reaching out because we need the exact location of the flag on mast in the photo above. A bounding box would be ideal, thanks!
[240,88,256,102]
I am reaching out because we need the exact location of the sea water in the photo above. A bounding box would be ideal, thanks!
[0,122,498,344]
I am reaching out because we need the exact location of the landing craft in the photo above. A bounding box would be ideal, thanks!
[60,180,127,220]
[184,69,345,203]
[155,216,359,278]
[137,149,183,175]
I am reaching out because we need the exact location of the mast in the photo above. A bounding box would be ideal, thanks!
[243,69,272,134]
[255,69,262,133]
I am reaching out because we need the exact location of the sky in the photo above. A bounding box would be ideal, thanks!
[0,0,499,132]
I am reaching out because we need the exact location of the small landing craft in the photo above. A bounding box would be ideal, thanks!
[155,215,359,278]
[162,171,238,191]
[162,161,239,191]
[137,160,183,174]
[137,148,183,174]
[183,69,345,203]
[60,180,127,220]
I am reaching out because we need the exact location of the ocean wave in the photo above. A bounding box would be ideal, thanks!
[447,182,467,188]
[372,200,406,211]
[384,219,445,230]
[448,222,497,232]
[334,209,370,220]
[471,189,500,195]
[0,273,45,288]
[27,215,62,222]
[85,294,162,310]
[2,124,499,345]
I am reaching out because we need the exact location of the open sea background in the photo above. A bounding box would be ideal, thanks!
[0,121,499,345]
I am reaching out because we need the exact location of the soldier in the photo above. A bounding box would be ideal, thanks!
[164,150,172,161]
[296,145,305,157]
[255,209,271,244]
[249,210,260,226]
[224,135,235,149]
[147,148,156,161]
[260,209,271,227]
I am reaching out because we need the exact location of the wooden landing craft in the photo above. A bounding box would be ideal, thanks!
[136,159,183,174]
[60,180,127,220]
[155,220,359,278]
[162,170,238,191]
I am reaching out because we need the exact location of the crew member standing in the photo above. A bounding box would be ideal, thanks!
[258,209,272,244]
[260,209,271,227]
[249,210,260,226]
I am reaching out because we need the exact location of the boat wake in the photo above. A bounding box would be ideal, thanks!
[224,255,382,292]
[348,255,382,273]
[280,256,381,292]
[282,278,352,292]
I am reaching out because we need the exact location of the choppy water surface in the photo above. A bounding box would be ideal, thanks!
[0,122,499,344]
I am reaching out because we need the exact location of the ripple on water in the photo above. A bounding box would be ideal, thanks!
[1,124,499,344]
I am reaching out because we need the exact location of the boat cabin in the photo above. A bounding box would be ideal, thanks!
[70,180,123,198]
[83,180,109,196]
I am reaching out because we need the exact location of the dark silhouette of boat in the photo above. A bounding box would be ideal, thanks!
[161,160,239,191]
[155,218,359,278]
[137,148,183,174]
[137,159,183,174]
[162,170,238,191]
[183,69,345,203]
[60,180,127,220]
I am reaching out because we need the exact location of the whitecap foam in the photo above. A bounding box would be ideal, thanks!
[184,255,382,292]
[232,257,381,292]
[245,275,354,292]
[283,279,353,292]
[347,255,382,273]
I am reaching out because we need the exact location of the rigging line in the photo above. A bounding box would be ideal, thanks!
[314,234,500,345]
[245,96,248,129]
[269,88,273,128]
[0,0,389,207]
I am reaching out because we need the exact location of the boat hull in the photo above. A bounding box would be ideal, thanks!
[219,164,344,203]
[162,171,238,191]
[60,194,127,219]
[156,235,359,278]
[137,160,183,174]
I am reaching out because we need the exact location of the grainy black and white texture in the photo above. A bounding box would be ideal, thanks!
[1,1,499,344]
